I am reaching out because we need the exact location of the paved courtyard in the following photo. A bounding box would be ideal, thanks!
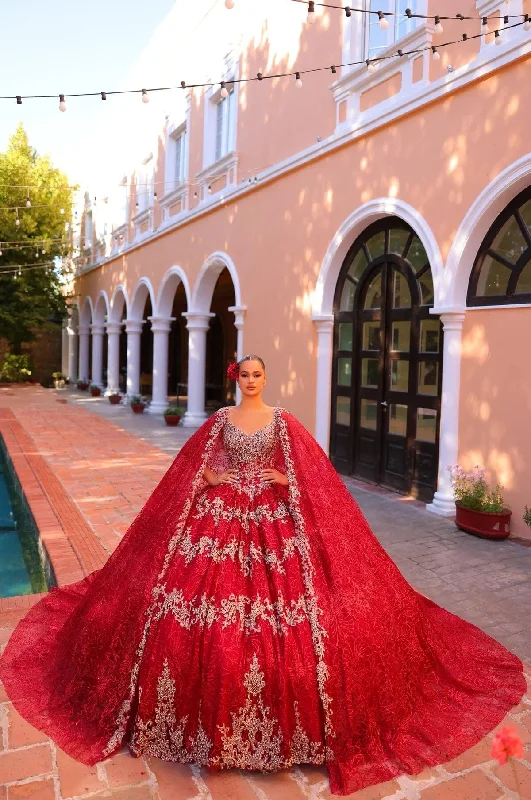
[0,385,530,800]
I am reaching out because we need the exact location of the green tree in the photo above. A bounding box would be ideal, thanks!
[0,124,76,352]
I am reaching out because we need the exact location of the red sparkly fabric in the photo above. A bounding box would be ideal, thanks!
[0,408,525,796]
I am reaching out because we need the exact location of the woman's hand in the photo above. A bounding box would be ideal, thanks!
[261,468,288,487]
[203,467,239,487]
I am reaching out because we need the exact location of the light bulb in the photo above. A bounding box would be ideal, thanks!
[434,16,443,34]
[431,46,441,60]
[295,71,303,88]
[366,59,375,73]
[494,29,502,44]
[225,0,234,7]
[481,17,489,34]
[141,89,149,103]
[15,218,20,227]
[26,198,31,208]
[220,81,229,99]
[0,250,2,257]
[307,1,316,23]
[378,11,389,30]
[524,14,531,31]
[59,94,66,112]
[42,249,46,255]
[60,208,65,215]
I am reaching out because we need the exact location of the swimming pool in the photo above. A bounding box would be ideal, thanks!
[0,436,55,598]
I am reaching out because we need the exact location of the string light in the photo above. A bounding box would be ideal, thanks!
[344,6,351,17]
[495,29,502,44]
[59,94,66,112]
[525,13,531,30]
[378,11,389,30]
[225,0,234,7]
[366,59,376,72]
[220,81,229,98]
[101,92,107,101]
[307,0,316,22]
[15,210,20,227]
[434,15,443,34]
[25,195,31,208]
[481,16,489,34]
[295,71,303,87]
[431,45,441,60]
[141,89,149,103]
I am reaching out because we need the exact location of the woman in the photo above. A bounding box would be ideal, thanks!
[0,355,525,796]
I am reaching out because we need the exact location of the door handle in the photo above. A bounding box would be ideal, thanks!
[381,401,388,408]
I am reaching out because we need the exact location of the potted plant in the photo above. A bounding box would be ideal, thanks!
[76,378,89,391]
[130,395,146,414]
[108,391,122,405]
[448,465,511,540]
[52,371,65,389]
[89,383,101,397]
[164,405,184,426]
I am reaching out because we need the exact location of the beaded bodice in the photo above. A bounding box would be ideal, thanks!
[222,409,278,477]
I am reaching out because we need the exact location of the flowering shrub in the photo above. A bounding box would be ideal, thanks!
[447,465,507,513]
[0,354,32,382]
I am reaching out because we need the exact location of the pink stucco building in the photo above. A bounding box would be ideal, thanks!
[65,0,531,535]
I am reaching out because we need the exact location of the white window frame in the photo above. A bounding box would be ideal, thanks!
[203,58,239,170]
[136,155,154,215]
[366,0,426,60]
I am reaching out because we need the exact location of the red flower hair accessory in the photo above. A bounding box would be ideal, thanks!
[227,362,240,381]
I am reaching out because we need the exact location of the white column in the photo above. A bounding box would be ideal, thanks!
[61,322,69,376]
[105,322,122,395]
[147,316,174,414]
[78,325,90,382]
[90,324,105,388]
[312,315,335,452]
[67,320,78,381]
[125,319,143,397]
[182,311,214,428]
[427,310,466,517]
[229,304,247,404]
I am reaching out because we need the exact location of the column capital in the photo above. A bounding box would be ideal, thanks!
[228,305,247,329]
[183,311,215,331]
[125,319,144,335]
[105,321,123,335]
[90,323,105,336]
[430,307,466,330]
[147,315,175,333]
[78,325,90,336]
[312,314,335,333]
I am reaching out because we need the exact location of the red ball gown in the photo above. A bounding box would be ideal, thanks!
[0,407,525,796]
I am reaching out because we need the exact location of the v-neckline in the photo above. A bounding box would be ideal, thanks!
[226,408,276,437]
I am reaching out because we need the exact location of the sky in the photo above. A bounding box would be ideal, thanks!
[0,0,176,187]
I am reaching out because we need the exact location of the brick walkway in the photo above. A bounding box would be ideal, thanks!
[0,385,530,800]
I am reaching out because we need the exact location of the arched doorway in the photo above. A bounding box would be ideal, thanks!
[140,296,154,397]
[206,268,236,408]
[331,218,442,501]
[168,283,188,401]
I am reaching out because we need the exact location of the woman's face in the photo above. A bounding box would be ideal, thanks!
[238,360,266,397]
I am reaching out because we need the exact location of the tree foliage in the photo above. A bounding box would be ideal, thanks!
[0,125,76,352]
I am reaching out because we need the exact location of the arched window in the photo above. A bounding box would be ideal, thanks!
[468,187,531,306]
[331,218,442,502]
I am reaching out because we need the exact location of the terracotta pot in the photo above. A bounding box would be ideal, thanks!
[455,503,512,540]
[108,395,121,405]
[90,387,101,397]
[131,403,146,414]
[164,414,181,426]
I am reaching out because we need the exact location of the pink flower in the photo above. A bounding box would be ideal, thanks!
[491,726,524,765]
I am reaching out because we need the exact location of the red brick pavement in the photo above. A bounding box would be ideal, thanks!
[0,386,530,799]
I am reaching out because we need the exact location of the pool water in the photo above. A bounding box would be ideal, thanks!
[0,436,53,598]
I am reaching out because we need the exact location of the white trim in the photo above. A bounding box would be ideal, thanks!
[156,266,192,316]
[77,34,531,276]
[444,152,531,307]
[109,284,129,322]
[335,21,435,125]
[195,151,238,203]
[466,303,531,311]
[130,277,156,320]
[191,250,242,312]
[311,198,443,453]
[132,207,153,241]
